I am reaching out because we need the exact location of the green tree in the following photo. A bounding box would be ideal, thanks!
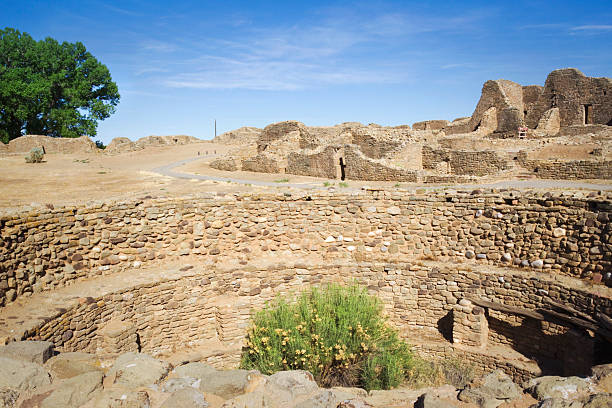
[0,27,119,143]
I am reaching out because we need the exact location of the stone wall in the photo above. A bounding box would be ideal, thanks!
[422,147,510,176]
[344,146,418,181]
[241,154,280,173]
[412,120,449,131]
[286,147,337,179]
[517,152,612,179]
[18,259,612,380]
[1,190,610,309]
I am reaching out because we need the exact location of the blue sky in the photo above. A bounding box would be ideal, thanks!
[2,0,612,143]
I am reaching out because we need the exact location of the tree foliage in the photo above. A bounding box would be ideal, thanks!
[0,27,119,143]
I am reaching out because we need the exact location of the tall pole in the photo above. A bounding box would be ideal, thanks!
[214,120,217,139]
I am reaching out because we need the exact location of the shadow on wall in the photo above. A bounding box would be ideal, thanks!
[486,314,609,377]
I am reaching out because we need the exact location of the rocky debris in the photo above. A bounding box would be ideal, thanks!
[526,376,591,401]
[583,393,612,408]
[459,369,522,407]
[213,127,262,145]
[107,352,171,388]
[105,137,138,154]
[91,387,151,408]
[0,340,54,364]
[592,364,612,393]
[0,357,50,397]
[44,352,102,380]
[40,371,103,408]
[161,387,209,408]
[0,388,19,408]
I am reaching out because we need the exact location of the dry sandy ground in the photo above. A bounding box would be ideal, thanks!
[0,143,237,209]
[1,141,611,211]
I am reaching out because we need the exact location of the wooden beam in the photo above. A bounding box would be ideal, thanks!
[466,297,545,320]
[598,313,612,332]
[545,299,597,324]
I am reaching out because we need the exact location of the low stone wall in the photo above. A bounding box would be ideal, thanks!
[286,147,336,179]
[422,147,510,176]
[210,157,239,172]
[344,146,418,181]
[241,154,280,173]
[518,153,612,180]
[19,260,611,380]
[1,190,610,308]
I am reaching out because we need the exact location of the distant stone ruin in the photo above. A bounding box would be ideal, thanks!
[212,68,611,182]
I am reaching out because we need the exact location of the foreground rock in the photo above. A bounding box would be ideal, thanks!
[459,369,522,407]
[107,352,171,388]
[0,341,54,364]
[40,371,103,408]
[0,357,50,398]
[45,352,102,380]
[161,387,209,408]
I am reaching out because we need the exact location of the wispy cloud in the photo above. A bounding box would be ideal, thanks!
[133,8,490,91]
[571,25,612,31]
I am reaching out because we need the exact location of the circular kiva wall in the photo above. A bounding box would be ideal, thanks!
[1,191,611,382]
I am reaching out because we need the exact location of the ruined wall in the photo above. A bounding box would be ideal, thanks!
[529,69,612,128]
[210,157,239,172]
[517,152,612,179]
[19,259,612,381]
[286,146,337,179]
[412,120,449,131]
[241,154,281,173]
[257,121,315,153]
[344,146,418,181]
[422,147,510,176]
[1,191,610,309]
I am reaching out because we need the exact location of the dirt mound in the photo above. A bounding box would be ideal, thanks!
[213,127,261,145]
[5,135,99,154]
[105,135,203,154]
[105,137,138,154]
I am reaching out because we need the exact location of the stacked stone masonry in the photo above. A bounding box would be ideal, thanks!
[1,191,610,307]
[1,191,611,381]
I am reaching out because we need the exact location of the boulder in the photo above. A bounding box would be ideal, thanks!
[92,387,150,408]
[161,387,209,408]
[45,352,102,379]
[162,377,202,393]
[415,392,459,408]
[534,398,585,408]
[526,376,590,401]
[583,393,612,408]
[40,371,103,408]
[107,352,171,388]
[294,388,357,408]
[459,370,522,408]
[0,341,54,364]
[221,370,319,408]
[172,363,254,400]
[0,357,50,395]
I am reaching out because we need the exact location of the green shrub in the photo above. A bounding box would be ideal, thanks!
[338,182,349,188]
[274,178,290,183]
[25,147,44,163]
[240,283,416,390]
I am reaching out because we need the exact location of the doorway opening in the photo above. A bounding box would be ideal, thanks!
[584,104,593,125]
[339,157,346,181]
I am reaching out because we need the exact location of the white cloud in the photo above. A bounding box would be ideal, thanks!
[570,25,612,31]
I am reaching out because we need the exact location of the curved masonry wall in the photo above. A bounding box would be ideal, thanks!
[1,190,611,381]
[1,191,610,307]
[16,260,612,382]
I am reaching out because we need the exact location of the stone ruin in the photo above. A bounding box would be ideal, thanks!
[212,68,611,182]
[0,189,611,406]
